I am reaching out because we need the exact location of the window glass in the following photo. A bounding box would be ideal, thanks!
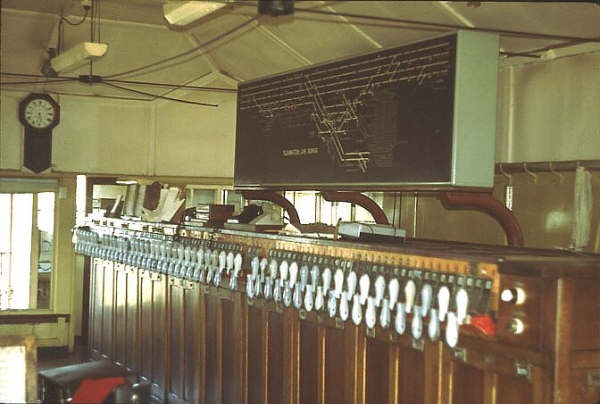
[0,194,11,310]
[10,194,33,310]
[355,192,384,223]
[76,175,87,226]
[0,191,55,310]
[295,192,317,224]
[223,190,245,215]
[186,189,216,208]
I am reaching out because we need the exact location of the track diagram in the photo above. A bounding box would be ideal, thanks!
[238,36,454,174]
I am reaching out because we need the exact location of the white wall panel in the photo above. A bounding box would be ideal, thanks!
[52,96,152,174]
[1,91,152,175]
[154,87,237,178]
[0,92,22,170]
[497,52,600,162]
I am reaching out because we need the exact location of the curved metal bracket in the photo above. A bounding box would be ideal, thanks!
[439,192,524,247]
[320,191,390,225]
[240,190,301,226]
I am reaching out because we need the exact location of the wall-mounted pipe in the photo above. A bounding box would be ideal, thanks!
[321,191,390,225]
[439,192,524,247]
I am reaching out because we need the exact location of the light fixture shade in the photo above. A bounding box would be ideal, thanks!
[49,42,108,73]
[163,1,228,26]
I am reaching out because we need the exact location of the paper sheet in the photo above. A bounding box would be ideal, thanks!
[0,346,26,403]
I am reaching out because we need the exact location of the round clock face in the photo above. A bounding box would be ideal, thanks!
[23,98,57,129]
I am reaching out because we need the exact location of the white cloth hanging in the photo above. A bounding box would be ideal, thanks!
[571,166,593,250]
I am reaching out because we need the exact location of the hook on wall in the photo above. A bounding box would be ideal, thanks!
[549,161,564,184]
[499,163,513,185]
[523,162,538,184]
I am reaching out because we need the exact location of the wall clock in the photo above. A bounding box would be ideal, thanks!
[18,93,60,173]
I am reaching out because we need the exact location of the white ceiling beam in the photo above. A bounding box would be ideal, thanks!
[322,3,382,49]
[186,71,220,87]
[212,71,240,88]
[219,69,244,83]
[154,70,239,106]
[253,21,313,66]
[436,2,475,28]
[436,2,507,53]
[185,30,242,86]
[185,32,220,73]
[154,70,216,105]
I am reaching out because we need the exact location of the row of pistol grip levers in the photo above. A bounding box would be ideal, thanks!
[74,228,246,289]
[74,229,492,347]
[246,249,492,348]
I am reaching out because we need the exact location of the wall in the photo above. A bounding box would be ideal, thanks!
[495,52,600,162]
[2,50,598,175]
[391,171,600,252]
[388,51,600,252]
[406,51,600,251]
[1,90,153,174]
[1,87,237,178]
[154,79,237,178]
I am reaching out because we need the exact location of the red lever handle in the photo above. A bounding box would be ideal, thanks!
[467,314,497,337]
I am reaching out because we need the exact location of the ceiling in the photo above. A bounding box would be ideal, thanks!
[1,1,599,103]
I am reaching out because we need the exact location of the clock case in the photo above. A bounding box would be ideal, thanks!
[19,93,60,173]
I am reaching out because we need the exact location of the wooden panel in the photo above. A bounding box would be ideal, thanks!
[247,306,266,404]
[452,361,484,404]
[139,272,153,384]
[101,262,114,358]
[553,278,574,404]
[169,280,184,400]
[222,299,238,404]
[497,374,534,404]
[125,267,139,372]
[571,279,600,350]
[399,347,425,404]
[366,337,389,404]
[114,265,127,366]
[151,275,168,400]
[184,283,203,403]
[90,259,103,359]
[205,293,222,404]
[324,326,349,404]
[423,341,443,404]
[267,311,285,404]
[570,368,600,404]
[299,321,319,404]
[283,309,298,404]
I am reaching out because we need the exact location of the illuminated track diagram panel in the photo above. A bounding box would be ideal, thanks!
[235,31,499,189]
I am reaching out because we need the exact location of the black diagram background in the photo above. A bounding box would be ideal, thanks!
[234,34,457,188]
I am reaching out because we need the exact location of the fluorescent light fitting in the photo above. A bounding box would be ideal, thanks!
[50,42,108,73]
[116,179,138,185]
[163,1,230,26]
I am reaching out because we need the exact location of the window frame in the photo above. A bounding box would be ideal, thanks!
[0,178,58,313]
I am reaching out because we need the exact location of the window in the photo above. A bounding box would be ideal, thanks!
[283,191,384,226]
[222,190,245,214]
[76,175,87,226]
[0,189,56,310]
[284,191,353,226]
